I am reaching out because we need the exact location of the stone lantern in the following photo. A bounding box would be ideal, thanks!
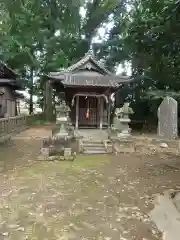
[55,100,70,137]
[117,102,134,138]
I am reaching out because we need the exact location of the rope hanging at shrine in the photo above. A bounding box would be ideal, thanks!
[86,97,90,119]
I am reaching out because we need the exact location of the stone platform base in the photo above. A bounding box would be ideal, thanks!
[112,137,135,154]
[37,152,76,161]
[110,135,180,155]
[40,135,77,161]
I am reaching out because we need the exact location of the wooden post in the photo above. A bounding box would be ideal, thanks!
[107,97,111,128]
[97,98,100,128]
[75,95,79,129]
[100,97,103,129]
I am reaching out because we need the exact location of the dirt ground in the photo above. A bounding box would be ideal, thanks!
[0,127,180,240]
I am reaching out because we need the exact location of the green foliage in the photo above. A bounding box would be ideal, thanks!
[26,113,45,126]
[1,0,124,119]
[102,0,180,95]
[1,0,180,126]
[95,0,180,126]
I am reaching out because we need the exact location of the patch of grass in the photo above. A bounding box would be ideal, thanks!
[71,155,111,169]
[9,155,112,185]
[26,114,55,126]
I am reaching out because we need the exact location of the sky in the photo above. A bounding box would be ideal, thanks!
[93,17,131,76]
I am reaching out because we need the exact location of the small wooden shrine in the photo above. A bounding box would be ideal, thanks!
[0,61,22,117]
[48,51,131,129]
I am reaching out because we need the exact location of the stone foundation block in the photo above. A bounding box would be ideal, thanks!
[64,156,75,161]
[103,140,113,153]
[106,144,113,153]
[64,148,72,157]
[113,139,135,153]
[77,138,83,153]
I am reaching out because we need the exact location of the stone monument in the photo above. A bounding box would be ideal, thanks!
[158,96,178,139]
[116,102,134,138]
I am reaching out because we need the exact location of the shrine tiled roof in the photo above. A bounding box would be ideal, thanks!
[0,62,22,89]
[64,50,111,75]
[48,50,131,88]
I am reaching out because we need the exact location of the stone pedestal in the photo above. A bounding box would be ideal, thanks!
[56,122,68,137]
[111,137,135,154]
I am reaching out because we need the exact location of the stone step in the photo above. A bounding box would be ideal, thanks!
[84,146,105,151]
[84,149,107,154]
[83,143,104,147]
[82,139,107,154]
[83,140,103,144]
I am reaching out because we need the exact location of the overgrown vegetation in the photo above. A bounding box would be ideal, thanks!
[0,0,180,126]
[26,113,48,126]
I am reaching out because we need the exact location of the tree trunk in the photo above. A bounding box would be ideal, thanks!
[45,80,53,122]
[29,68,34,115]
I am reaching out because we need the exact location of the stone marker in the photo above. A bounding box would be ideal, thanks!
[158,96,178,139]
[64,148,72,158]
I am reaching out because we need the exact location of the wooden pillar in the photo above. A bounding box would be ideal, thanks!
[107,97,111,128]
[97,98,100,128]
[99,97,103,129]
[75,95,79,129]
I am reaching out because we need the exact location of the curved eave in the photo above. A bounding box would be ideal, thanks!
[0,78,23,89]
[0,61,20,77]
[47,74,63,80]
[47,74,131,88]
[63,84,119,89]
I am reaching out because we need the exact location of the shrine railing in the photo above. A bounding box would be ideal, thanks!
[0,116,27,140]
[0,114,44,142]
